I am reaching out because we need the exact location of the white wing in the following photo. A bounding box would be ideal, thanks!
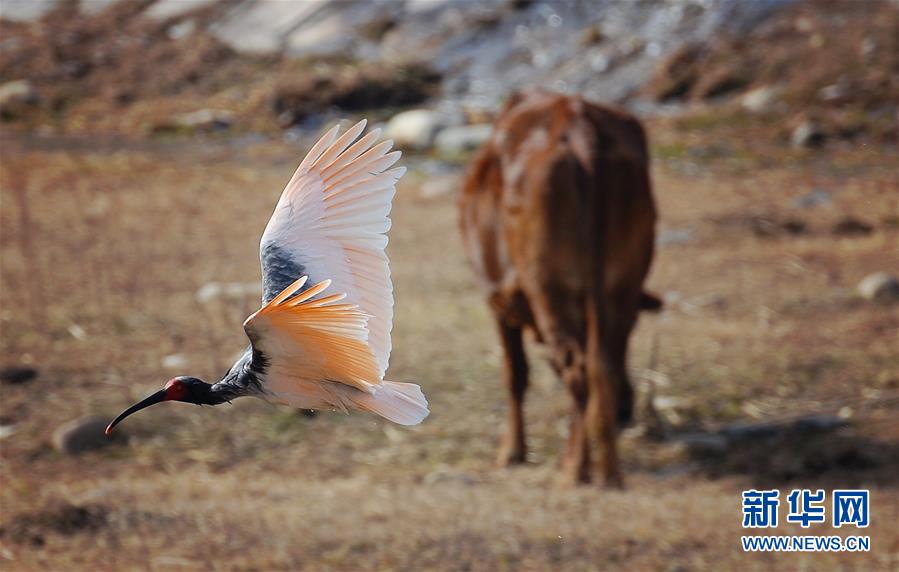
[259,120,403,380]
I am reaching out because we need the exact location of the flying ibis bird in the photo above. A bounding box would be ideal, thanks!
[106,120,429,434]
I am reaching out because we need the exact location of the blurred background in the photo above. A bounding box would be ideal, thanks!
[0,0,897,570]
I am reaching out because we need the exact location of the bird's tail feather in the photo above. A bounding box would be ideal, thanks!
[352,381,429,426]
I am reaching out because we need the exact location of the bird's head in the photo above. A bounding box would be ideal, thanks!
[105,376,210,435]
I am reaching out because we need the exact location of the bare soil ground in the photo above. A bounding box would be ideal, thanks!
[1,122,897,570]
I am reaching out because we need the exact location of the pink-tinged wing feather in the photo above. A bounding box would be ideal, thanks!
[244,277,380,394]
[259,120,403,380]
[244,276,429,425]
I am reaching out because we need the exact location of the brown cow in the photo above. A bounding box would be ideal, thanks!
[459,91,659,487]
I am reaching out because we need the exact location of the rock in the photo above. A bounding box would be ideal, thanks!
[68,324,87,341]
[195,281,262,304]
[740,85,781,113]
[271,64,439,128]
[0,80,39,119]
[857,272,899,303]
[211,0,329,54]
[791,120,826,148]
[161,354,189,370]
[818,82,848,103]
[656,227,695,247]
[0,423,17,439]
[150,109,233,134]
[166,20,196,41]
[283,1,403,58]
[384,109,446,150]
[174,109,233,132]
[832,216,873,237]
[0,366,38,385]
[52,417,120,455]
[433,124,492,155]
[0,0,59,21]
[79,0,125,15]
[143,0,216,20]
[650,395,687,426]
[461,104,494,125]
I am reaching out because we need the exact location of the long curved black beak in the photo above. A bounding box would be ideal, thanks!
[106,389,167,435]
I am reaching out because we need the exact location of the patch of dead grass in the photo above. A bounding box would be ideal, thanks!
[0,130,897,570]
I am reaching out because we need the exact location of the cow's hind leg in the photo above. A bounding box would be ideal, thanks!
[586,298,625,489]
[586,365,623,488]
[495,316,529,466]
[560,353,591,486]
[543,340,591,485]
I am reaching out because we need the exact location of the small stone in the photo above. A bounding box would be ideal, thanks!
[857,272,899,303]
[0,366,38,385]
[656,227,695,247]
[0,79,39,119]
[434,124,493,155]
[174,109,232,132]
[740,85,780,113]
[167,19,195,41]
[384,109,445,150]
[68,324,87,341]
[791,120,826,149]
[161,354,189,370]
[52,417,121,455]
[0,424,18,439]
[818,83,847,103]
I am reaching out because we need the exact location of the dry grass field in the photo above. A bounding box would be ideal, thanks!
[1,122,897,571]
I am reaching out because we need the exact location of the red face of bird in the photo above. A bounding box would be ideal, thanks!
[105,377,207,435]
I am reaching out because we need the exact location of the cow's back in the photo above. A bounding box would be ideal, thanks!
[460,91,656,331]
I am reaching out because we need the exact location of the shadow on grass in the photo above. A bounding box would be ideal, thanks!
[669,415,899,487]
